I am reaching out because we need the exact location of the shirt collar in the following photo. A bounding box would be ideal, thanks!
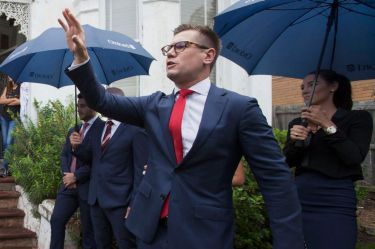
[84,115,98,126]
[173,77,211,97]
[109,119,121,126]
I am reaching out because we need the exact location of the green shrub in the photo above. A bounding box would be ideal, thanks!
[6,99,75,211]
[233,128,288,249]
[233,161,272,249]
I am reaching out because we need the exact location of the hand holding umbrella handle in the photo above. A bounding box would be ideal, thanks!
[58,8,89,64]
[294,119,312,148]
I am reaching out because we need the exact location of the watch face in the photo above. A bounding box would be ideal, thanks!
[326,126,337,134]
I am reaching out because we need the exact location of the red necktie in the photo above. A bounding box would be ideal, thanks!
[160,89,194,218]
[101,120,113,152]
[70,122,90,172]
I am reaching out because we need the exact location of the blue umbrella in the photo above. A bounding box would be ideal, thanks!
[214,0,375,82]
[0,24,154,87]
[0,24,154,128]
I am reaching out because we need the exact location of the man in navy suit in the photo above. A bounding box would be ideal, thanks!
[50,93,101,249]
[59,9,304,249]
[70,87,148,249]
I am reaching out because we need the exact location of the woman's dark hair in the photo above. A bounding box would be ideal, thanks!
[308,70,353,110]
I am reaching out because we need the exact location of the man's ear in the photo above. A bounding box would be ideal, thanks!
[202,48,216,66]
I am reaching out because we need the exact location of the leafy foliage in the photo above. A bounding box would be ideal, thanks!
[6,99,75,208]
[233,128,288,249]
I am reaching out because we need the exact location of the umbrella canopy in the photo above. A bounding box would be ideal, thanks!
[0,24,155,87]
[214,0,375,81]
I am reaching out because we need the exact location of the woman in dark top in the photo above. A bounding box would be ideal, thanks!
[0,76,20,176]
[283,70,373,249]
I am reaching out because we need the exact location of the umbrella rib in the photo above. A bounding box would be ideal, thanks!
[90,48,110,84]
[354,0,375,11]
[58,49,69,88]
[340,4,375,17]
[216,1,304,37]
[130,54,151,75]
[291,6,331,26]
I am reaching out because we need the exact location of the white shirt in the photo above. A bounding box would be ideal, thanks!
[100,119,121,141]
[174,78,211,157]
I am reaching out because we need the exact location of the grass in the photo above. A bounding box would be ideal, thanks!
[356,242,375,249]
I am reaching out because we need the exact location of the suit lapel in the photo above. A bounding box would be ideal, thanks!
[101,123,125,156]
[157,93,177,164]
[182,85,227,164]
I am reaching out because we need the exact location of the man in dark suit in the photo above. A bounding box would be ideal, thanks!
[70,87,148,249]
[59,9,304,249]
[50,93,102,249]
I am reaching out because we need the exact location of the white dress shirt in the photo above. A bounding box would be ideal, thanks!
[174,78,211,157]
[100,119,121,141]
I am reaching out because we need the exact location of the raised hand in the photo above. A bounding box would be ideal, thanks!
[58,8,89,64]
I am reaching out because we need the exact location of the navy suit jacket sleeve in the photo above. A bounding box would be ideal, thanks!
[60,128,74,174]
[66,62,150,127]
[238,99,304,248]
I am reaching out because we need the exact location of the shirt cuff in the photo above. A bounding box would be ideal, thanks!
[68,58,90,71]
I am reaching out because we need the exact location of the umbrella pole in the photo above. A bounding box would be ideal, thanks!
[74,86,79,132]
[307,0,339,108]
[296,0,338,148]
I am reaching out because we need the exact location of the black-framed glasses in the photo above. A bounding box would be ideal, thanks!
[161,41,209,56]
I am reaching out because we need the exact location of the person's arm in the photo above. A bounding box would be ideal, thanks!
[60,129,73,174]
[70,131,93,164]
[321,111,373,165]
[60,9,150,127]
[232,161,246,187]
[7,98,20,106]
[0,88,13,105]
[239,98,304,249]
[302,106,373,165]
[283,121,307,168]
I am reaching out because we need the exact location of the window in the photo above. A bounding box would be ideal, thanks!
[181,0,217,28]
[181,0,218,82]
[106,0,139,96]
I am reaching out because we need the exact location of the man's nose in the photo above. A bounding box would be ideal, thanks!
[167,48,177,57]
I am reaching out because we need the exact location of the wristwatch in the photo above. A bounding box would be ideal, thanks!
[324,125,337,135]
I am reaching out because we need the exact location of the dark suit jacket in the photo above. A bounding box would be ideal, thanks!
[74,121,148,209]
[59,117,104,200]
[66,62,304,249]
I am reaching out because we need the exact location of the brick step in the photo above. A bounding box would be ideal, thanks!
[0,190,20,208]
[0,177,15,191]
[1,248,36,249]
[0,247,36,249]
[0,208,24,228]
[0,228,37,248]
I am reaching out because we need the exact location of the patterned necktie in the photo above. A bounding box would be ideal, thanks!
[70,122,90,172]
[101,120,113,152]
[160,89,194,218]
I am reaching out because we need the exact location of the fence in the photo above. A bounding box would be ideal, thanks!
[272,100,375,185]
